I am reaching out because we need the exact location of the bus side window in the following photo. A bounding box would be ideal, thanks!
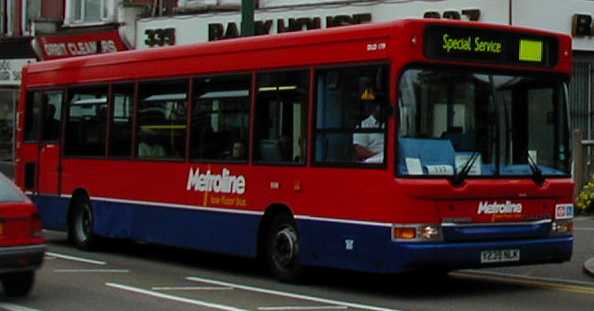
[110,84,134,157]
[314,65,388,165]
[41,91,64,142]
[254,70,308,164]
[24,91,43,142]
[64,86,108,157]
[137,79,188,160]
[191,75,250,162]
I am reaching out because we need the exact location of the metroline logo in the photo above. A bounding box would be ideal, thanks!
[477,201,523,215]
[186,168,246,195]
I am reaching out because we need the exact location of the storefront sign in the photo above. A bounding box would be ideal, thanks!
[137,0,508,48]
[145,28,176,47]
[208,13,371,41]
[572,14,594,37]
[35,31,129,60]
[423,9,481,21]
[0,59,35,86]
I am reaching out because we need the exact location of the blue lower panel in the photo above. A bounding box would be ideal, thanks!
[34,194,261,258]
[297,219,573,273]
[33,195,69,231]
[34,194,573,274]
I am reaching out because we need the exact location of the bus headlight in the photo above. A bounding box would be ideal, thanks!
[392,224,442,242]
[551,203,573,235]
[551,220,573,235]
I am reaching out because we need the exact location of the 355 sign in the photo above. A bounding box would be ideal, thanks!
[145,28,176,47]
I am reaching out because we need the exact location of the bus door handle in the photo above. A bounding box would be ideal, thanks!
[41,144,56,151]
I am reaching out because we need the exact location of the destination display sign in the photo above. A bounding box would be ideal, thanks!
[424,25,558,66]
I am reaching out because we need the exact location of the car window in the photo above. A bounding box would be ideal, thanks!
[0,174,27,203]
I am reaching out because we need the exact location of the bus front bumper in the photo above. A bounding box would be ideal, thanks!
[393,236,573,272]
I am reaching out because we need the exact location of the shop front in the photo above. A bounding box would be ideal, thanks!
[0,38,36,177]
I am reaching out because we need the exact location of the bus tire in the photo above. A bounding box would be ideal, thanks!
[68,195,98,251]
[2,271,35,298]
[265,213,304,282]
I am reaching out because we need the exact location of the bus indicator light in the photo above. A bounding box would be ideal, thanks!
[393,227,416,240]
[519,39,543,62]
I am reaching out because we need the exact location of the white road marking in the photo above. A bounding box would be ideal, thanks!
[151,286,233,291]
[0,304,44,311]
[259,306,348,311]
[574,227,594,231]
[454,270,594,288]
[186,277,402,311]
[106,283,249,311]
[46,252,106,265]
[54,269,129,273]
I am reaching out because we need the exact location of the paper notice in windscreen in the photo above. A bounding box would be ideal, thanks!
[455,153,482,176]
[405,158,423,175]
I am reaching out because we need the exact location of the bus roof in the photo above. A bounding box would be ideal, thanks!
[25,19,571,87]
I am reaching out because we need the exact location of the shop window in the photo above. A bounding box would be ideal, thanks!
[254,70,308,164]
[22,0,42,35]
[191,74,250,162]
[314,64,389,165]
[109,83,134,157]
[68,0,112,24]
[64,86,108,157]
[0,89,19,161]
[137,80,188,160]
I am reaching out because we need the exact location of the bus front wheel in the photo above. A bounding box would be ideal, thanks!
[68,196,98,250]
[265,214,304,282]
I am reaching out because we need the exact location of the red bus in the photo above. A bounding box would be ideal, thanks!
[17,19,574,281]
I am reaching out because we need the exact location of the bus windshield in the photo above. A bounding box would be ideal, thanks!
[398,68,570,179]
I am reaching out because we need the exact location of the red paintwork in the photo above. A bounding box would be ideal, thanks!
[0,199,44,247]
[16,19,574,226]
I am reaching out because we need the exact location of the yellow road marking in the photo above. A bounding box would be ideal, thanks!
[451,272,594,295]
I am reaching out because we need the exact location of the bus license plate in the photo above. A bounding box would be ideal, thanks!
[480,249,520,264]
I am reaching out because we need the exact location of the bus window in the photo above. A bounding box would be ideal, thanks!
[41,92,63,141]
[191,75,250,162]
[109,84,134,157]
[64,86,108,157]
[24,91,63,142]
[24,92,43,142]
[138,80,188,160]
[254,70,308,164]
[398,69,570,177]
[314,65,388,165]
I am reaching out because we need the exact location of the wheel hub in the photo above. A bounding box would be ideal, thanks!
[273,227,298,267]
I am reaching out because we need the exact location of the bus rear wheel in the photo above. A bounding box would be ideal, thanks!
[265,214,304,282]
[68,196,98,250]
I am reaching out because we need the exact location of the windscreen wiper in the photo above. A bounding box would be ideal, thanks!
[452,152,480,186]
[526,152,545,185]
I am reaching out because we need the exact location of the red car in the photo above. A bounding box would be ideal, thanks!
[0,173,45,297]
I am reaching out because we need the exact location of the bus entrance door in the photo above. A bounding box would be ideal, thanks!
[37,143,61,195]
[21,91,64,196]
